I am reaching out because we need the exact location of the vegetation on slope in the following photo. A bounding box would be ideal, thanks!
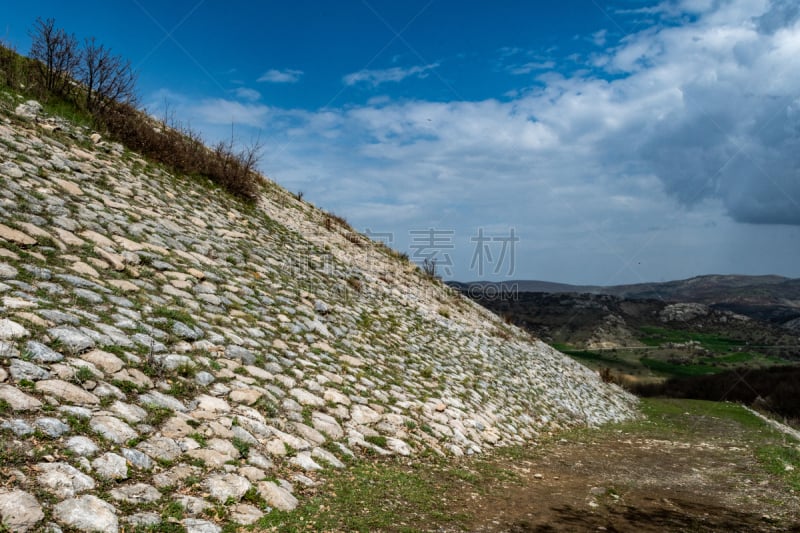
[0,17,263,201]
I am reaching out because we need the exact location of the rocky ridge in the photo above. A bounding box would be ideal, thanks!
[0,95,637,532]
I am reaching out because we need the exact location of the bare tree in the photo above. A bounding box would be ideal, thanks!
[28,17,79,97]
[212,126,264,198]
[80,37,136,111]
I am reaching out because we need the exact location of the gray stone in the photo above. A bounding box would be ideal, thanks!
[35,380,99,405]
[37,310,80,325]
[20,265,51,280]
[292,473,317,487]
[314,300,329,314]
[157,353,194,371]
[231,425,259,446]
[122,448,153,470]
[25,341,63,363]
[90,415,138,444]
[55,274,107,291]
[257,481,298,511]
[37,462,96,498]
[293,422,326,445]
[311,411,344,439]
[225,345,255,364]
[174,495,210,515]
[34,417,70,438]
[53,495,118,533]
[350,404,382,425]
[386,437,412,456]
[247,451,274,470]
[131,333,166,352]
[48,326,95,354]
[0,384,42,410]
[0,490,44,532]
[95,324,134,348]
[74,288,103,303]
[0,319,28,340]
[110,401,147,424]
[311,446,345,468]
[139,391,187,412]
[290,388,325,407]
[136,436,183,461]
[181,518,221,533]
[10,359,50,382]
[229,503,264,525]
[92,453,128,480]
[172,321,202,340]
[123,512,160,527]
[152,464,200,489]
[1,418,33,436]
[80,350,124,374]
[66,436,99,457]
[14,100,42,119]
[0,341,20,359]
[195,371,215,385]
[59,405,92,419]
[110,483,160,504]
[204,473,251,503]
[288,451,323,471]
[0,263,18,279]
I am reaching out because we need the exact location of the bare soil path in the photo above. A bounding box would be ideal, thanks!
[255,399,800,532]
[452,400,800,532]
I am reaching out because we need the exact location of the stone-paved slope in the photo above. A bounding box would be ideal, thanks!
[0,96,637,532]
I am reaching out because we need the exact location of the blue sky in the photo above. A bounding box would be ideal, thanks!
[4,0,800,284]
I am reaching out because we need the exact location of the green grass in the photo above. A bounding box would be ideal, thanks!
[756,445,800,491]
[143,404,173,427]
[640,357,720,377]
[255,457,471,532]
[40,96,94,129]
[152,306,196,326]
[639,326,746,352]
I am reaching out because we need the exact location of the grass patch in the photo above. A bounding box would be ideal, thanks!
[640,357,719,377]
[756,445,800,491]
[639,326,746,352]
[255,457,471,531]
[143,404,173,427]
[188,432,208,447]
[153,306,196,327]
[364,435,388,448]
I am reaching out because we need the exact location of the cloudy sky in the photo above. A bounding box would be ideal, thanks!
[5,0,800,284]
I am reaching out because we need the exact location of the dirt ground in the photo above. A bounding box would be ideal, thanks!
[447,409,800,532]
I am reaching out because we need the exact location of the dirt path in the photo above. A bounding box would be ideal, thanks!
[445,403,800,532]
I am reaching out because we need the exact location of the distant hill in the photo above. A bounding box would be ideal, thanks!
[451,276,800,381]
[450,274,800,329]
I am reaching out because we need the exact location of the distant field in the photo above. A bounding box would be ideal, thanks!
[554,331,792,381]
[638,325,747,352]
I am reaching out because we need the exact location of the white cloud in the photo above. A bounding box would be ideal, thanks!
[257,68,303,83]
[149,0,800,282]
[592,29,608,46]
[234,87,261,101]
[343,63,440,87]
[508,61,556,75]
